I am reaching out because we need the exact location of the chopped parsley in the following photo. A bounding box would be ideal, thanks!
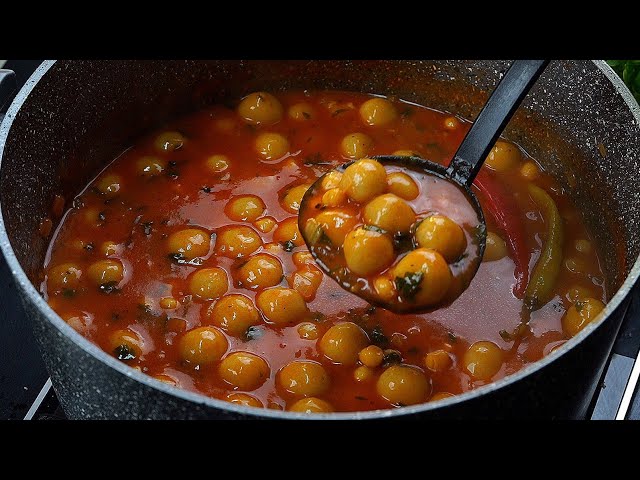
[393,231,414,252]
[245,326,264,341]
[114,344,136,361]
[370,325,390,349]
[99,281,120,294]
[382,350,402,367]
[394,271,423,301]
[362,224,386,234]
[280,240,296,252]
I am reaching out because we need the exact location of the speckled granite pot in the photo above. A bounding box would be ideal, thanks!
[1,60,639,419]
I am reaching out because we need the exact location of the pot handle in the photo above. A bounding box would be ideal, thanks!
[0,69,18,123]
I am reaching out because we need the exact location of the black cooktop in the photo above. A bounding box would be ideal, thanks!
[2,59,640,420]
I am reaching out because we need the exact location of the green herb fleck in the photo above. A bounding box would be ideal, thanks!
[370,325,390,349]
[62,288,76,298]
[169,252,186,263]
[245,326,264,341]
[394,271,424,301]
[382,350,402,367]
[362,224,386,234]
[447,331,457,343]
[99,282,120,294]
[281,240,296,252]
[114,344,136,361]
[393,231,414,252]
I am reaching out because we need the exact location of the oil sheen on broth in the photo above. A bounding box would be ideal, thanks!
[41,90,607,413]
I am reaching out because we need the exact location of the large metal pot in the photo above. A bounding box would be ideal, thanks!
[1,60,638,419]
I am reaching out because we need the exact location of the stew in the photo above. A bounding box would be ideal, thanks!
[41,90,607,413]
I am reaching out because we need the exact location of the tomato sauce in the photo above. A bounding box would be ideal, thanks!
[41,90,606,412]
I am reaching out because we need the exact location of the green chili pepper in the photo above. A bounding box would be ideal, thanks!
[524,184,564,311]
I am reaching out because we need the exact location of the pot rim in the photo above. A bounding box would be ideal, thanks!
[1,60,639,419]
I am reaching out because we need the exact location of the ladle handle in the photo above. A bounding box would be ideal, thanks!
[447,60,550,187]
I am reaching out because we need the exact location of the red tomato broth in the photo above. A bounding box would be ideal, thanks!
[41,90,606,412]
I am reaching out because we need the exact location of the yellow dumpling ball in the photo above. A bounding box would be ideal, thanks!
[87,259,124,287]
[376,365,430,406]
[188,268,228,300]
[278,361,330,397]
[343,227,394,276]
[256,287,308,325]
[206,294,261,337]
[363,193,416,234]
[391,249,452,306]
[339,158,387,203]
[224,195,266,222]
[218,352,270,390]
[167,228,211,261]
[359,97,398,127]
[281,184,311,214]
[340,133,373,159]
[485,140,521,172]
[289,397,334,413]
[414,215,466,262]
[319,322,369,365]
[179,326,228,365]
[463,341,503,381]
[237,92,284,125]
[255,133,290,161]
[386,172,419,200]
[215,226,262,258]
[236,253,284,290]
[311,210,358,246]
[154,131,185,152]
[562,297,605,337]
[136,156,166,176]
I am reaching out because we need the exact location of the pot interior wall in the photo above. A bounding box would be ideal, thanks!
[1,60,638,298]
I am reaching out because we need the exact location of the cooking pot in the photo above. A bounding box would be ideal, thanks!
[1,60,639,419]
